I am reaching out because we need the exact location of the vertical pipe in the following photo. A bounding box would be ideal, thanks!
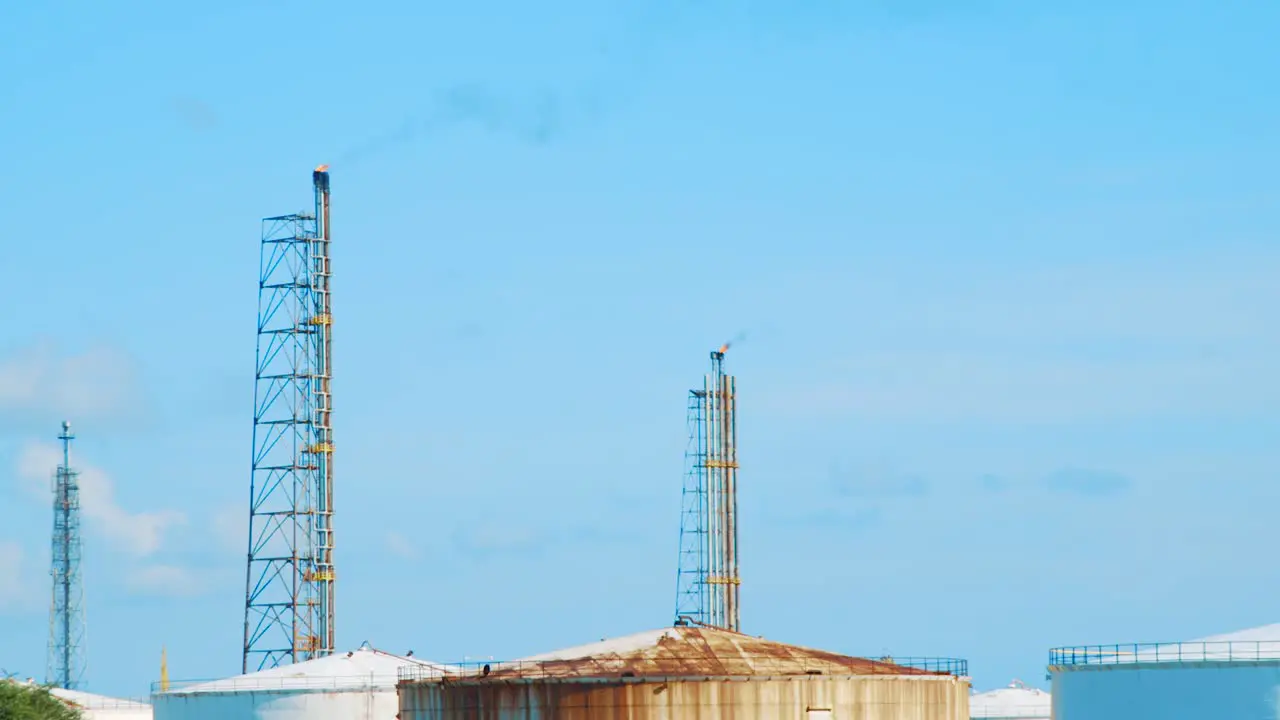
[726,374,739,631]
[719,370,731,630]
[707,350,731,629]
[312,165,334,657]
[703,374,716,627]
[720,373,730,631]
[61,423,72,686]
[61,427,69,685]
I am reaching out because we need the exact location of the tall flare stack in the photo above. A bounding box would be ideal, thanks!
[244,165,336,672]
[675,344,741,632]
[311,164,335,660]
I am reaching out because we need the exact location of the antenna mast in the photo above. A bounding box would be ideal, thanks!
[48,420,86,689]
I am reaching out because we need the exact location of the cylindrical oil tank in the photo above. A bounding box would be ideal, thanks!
[154,684,391,720]
[1050,623,1280,719]
[153,644,452,720]
[399,625,969,720]
[401,674,969,720]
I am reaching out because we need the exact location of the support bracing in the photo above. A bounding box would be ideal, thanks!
[243,166,336,672]
[48,421,86,690]
[674,346,741,631]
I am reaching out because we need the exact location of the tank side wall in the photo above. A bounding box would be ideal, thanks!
[153,688,396,720]
[1053,662,1280,720]
[400,676,970,720]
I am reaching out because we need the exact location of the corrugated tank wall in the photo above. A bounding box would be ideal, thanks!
[400,675,970,720]
[1052,662,1280,719]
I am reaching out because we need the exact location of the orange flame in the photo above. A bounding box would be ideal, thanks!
[718,343,730,354]
[315,164,330,173]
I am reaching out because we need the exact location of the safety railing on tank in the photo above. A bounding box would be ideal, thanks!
[1050,640,1280,667]
[61,697,152,709]
[398,655,968,683]
[876,657,969,676]
[151,672,451,694]
[2,680,152,709]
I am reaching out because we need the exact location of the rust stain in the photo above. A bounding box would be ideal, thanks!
[401,669,971,720]
[473,626,944,680]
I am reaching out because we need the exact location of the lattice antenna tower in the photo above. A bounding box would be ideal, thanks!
[674,342,741,631]
[243,165,335,672]
[47,420,86,689]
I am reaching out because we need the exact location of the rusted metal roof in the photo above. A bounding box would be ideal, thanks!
[443,625,951,681]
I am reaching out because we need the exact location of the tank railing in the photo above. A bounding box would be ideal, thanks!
[58,697,153,709]
[878,657,969,676]
[398,656,968,683]
[3,681,152,709]
[970,711,1051,720]
[1050,640,1280,666]
[151,672,450,694]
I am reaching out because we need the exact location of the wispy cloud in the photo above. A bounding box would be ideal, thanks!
[451,523,546,560]
[0,340,141,424]
[979,474,1011,493]
[212,504,246,555]
[831,463,931,499]
[169,96,218,132]
[125,564,206,597]
[760,253,1279,424]
[0,542,36,612]
[768,353,1277,424]
[385,531,419,560]
[16,442,186,557]
[773,507,884,532]
[1046,467,1134,497]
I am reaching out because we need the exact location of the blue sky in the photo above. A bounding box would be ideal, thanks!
[3,0,1280,700]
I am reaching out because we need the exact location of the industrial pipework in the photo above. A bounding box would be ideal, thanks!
[675,342,741,632]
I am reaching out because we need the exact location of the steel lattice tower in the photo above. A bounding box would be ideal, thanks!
[674,345,740,631]
[47,421,86,690]
[243,165,335,672]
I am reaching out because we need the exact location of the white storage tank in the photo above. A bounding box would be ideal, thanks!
[1,680,151,720]
[51,688,153,719]
[1050,622,1280,719]
[153,643,452,720]
[969,679,1049,719]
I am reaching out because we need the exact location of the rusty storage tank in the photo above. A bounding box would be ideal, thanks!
[398,624,970,720]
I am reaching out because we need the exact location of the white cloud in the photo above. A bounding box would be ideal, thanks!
[125,564,205,597]
[0,340,140,421]
[385,531,418,560]
[17,442,186,557]
[0,542,34,612]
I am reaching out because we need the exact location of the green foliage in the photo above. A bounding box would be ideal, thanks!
[0,682,82,720]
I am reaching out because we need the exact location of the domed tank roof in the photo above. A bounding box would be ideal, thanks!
[162,644,455,694]
[472,624,957,680]
[970,679,1050,718]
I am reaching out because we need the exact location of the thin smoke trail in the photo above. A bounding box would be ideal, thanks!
[330,1,710,170]
[335,84,577,169]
